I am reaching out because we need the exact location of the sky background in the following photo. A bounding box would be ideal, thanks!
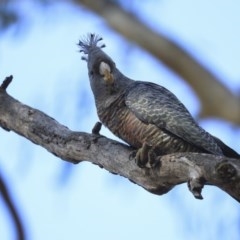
[0,0,240,239]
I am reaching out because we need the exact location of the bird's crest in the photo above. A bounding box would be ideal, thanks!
[78,33,106,61]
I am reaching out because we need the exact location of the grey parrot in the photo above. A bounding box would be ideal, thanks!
[78,33,239,167]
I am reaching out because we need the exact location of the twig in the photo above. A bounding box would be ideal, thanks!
[0,75,13,90]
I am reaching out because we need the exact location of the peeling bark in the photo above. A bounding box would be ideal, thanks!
[0,79,239,202]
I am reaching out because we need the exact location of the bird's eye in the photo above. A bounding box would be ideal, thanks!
[90,70,94,75]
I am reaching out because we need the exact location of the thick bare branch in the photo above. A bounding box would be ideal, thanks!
[0,82,239,202]
[75,0,240,124]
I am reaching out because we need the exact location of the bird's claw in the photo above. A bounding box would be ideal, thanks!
[132,143,159,169]
[129,150,137,161]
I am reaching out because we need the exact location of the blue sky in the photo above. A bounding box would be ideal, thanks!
[0,1,240,240]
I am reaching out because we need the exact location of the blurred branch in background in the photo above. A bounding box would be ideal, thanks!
[0,169,25,240]
[75,0,240,125]
[0,6,18,31]
[0,0,27,33]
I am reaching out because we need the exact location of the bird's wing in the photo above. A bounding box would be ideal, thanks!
[125,82,222,154]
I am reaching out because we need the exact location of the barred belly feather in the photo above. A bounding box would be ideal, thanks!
[98,97,201,155]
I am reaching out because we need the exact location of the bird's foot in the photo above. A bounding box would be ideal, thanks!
[133,142,159,169]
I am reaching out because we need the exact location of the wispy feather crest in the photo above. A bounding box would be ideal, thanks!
[78,33,105,58]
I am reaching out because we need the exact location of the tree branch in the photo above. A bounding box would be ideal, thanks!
[0,79,239,202]
[75,0,240,124]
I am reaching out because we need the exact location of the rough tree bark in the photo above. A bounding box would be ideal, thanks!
[0,77,239,203]
[75,0,240,124]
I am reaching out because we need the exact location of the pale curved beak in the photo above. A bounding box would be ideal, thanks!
[103,69,114,84]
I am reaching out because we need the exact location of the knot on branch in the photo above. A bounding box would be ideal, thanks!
[216,161,237,181]
[188,177,205,200]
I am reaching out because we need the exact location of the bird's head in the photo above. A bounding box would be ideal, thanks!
[78,33,117,97]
